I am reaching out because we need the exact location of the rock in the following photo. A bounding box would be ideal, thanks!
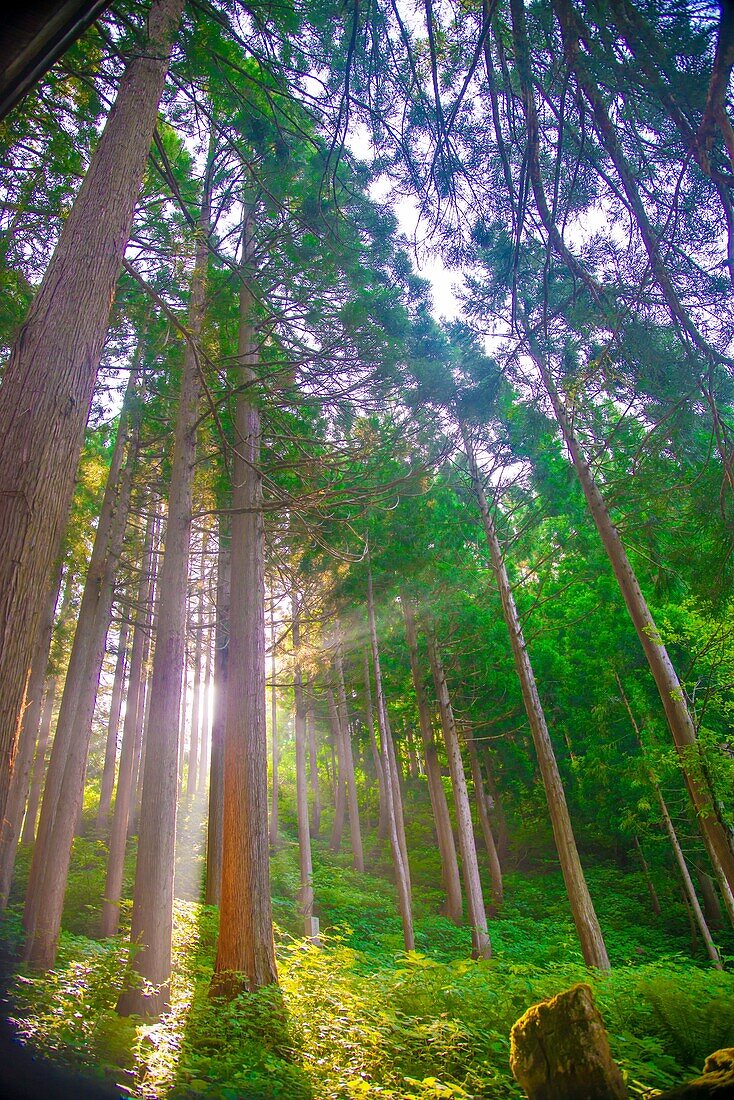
[704,1049,734,1075]
[654,1047,734,1097]
[509,983,628,1100]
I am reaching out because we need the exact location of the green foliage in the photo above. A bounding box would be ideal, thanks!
[7,837,734,1099]
[639,972,734,1071]
[61,837,109,937]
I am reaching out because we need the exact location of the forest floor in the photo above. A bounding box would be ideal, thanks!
[1,794,733,1099]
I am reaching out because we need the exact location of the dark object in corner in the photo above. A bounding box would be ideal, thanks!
[0,0,111,121]
[0,937,121,1099]
[0,1027,124,1099]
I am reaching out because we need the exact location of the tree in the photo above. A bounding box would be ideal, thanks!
[210,210,277,996]
[101,503,157,938]
[0,0,184,823]
[461,423,610,970]
[401,595,462,923]
[117,145,212,1016]
[24,393,139,969]
[293,595,317,940]
[366,556,414,952]
[426,628,492,958]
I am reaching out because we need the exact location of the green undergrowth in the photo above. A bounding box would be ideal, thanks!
[3,833,734,1099]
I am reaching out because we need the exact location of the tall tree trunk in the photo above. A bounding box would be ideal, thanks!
[0,563,62,907]
[20,676,56,849]
[401,597,462,924]
[522,330,734,895]
[117,167,211,1017]
[100,506,157,937]
[617,672,723,968]
[658,784,722,969]
[366,559,414,951]
[462,424,610,970]
[293,599,316,940]
[198,610,214,793]
[307,699,320,838]
[187,531,207,800]
[128,614,154,839]
[24,421,138,968]
[334,632,364,872]
[210,214,277,997]
[466,728,504,910]
[24,399,134,938]
[327,685,346,853]
[363,648,388,840]
[426,633,491,958]
[0,0,185,824]
[178,648,189,798]
[269,600,279,847]
[708,848,734,927]
[96,616,130,835]
[205,518,229,907]
[384,716,409,867]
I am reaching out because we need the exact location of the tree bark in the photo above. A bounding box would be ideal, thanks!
[205,518,229,907]
[117,168,210,1017]
[198,603,214,793]
[401,596,462,923]
[658,784,722,969]
[269,599,279,847]
[128,607,154,839]
[0,563,62,907]
[466,728,504,910]
[100,505,157,938]
[24,397,134,939]
[327,684,346,853]
[384,715,409,869]
[187,531,206,800]
[20,676,56,849]
[334,631,364,872]
[24,419,138,968]
[708,847,734,928]
[293,599,316,940]
[363,648,388,839]
[95,616,129,835]
[462,423,610,970]
[427,632,492,958]
[0,0,185,825]
[307,698,320,838]
[366,559,414,951]
[177,647,188,798]
[210,212,277,996]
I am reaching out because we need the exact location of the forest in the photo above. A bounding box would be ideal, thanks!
[0,0,734,1096]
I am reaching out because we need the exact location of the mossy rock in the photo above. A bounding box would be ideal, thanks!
[509,982,627,1099]
[656,1047,734,1097]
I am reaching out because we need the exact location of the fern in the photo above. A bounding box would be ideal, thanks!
[641,975,734,1069]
